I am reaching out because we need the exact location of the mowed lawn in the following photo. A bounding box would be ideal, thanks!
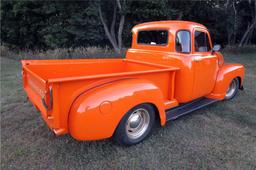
[1,52,256,169]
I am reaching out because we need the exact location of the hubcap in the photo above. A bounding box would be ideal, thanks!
[225,79,237,99]
[126,108,150,139]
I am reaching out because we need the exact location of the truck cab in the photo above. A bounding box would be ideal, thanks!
[127,21,243,102]
[22,21,244,146]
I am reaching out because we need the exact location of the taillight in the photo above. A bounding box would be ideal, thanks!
[42,87,53,111]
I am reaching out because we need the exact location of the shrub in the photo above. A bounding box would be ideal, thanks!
[0,45,125,60]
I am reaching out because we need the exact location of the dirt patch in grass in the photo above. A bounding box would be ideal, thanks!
[1,52,256,169]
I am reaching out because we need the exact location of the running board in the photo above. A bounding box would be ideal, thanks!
[165,98,218,121]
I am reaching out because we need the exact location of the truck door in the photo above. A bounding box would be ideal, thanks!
[192,29,218,99]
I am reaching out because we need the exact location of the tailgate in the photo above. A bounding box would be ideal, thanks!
[22,62,53,127]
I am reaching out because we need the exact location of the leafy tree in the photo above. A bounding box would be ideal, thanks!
[1,1,47,49]
[1,0,255,50]
[98,0,127,53]
[68,1,105,47]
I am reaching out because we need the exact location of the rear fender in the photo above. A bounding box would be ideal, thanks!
[207,63,244,100]
[68,78,166,141]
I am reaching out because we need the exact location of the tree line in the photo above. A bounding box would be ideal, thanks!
[1,0,255,53]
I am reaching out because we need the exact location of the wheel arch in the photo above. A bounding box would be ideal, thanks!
[146,102,161,125]
[207,63,245,100]
[68,78,166,141]
[236,76,244,90]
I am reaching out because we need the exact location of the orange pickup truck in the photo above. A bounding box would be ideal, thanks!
[22,21,244,145]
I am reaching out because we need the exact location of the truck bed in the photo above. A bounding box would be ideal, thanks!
[23,59,176,82]
[22,58,179,135]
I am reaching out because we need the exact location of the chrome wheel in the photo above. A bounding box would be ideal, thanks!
[225,78,238,100]
[125,108,150,140]
[113,104,155,145]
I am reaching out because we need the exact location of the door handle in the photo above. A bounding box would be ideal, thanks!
[194,56,202,62]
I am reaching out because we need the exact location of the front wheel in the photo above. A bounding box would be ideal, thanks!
[113,104,155,146]
[225,78,239,100]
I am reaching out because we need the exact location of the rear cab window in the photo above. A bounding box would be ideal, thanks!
[137,30,168,46]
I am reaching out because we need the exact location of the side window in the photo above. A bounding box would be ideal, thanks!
[176,30,191,53]
[194,31,211,52]
[137,30,168,45]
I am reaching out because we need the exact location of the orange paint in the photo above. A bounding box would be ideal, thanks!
[21,21,244,141]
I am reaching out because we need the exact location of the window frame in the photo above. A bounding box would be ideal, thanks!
[136,29,169,46]
[175,29,191,54]
[193,29,212,53]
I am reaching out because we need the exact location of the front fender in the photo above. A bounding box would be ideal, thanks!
[207,63,244,100]
[68,78,166,141]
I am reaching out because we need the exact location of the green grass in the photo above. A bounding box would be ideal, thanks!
[1,52,256,169]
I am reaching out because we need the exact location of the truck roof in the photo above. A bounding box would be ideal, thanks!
[132,20,207,32]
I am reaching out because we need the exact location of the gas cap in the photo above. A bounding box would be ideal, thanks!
[99,101,112,114]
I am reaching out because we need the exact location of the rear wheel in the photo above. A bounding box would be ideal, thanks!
[113,104,155,146]
[225,78,239,100]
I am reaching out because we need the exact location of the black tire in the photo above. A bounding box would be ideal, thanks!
[113,104,156,146]
[225,78,239,100]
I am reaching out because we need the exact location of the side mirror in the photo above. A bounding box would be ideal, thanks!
[213,44,221,51]
[212,44,221,54]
